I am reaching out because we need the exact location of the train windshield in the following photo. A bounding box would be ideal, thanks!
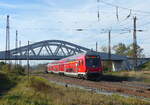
[86,56,100,67]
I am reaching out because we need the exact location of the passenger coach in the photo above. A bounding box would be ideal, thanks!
[47,51,103,79]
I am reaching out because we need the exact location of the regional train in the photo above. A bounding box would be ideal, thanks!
[46,51,103,79]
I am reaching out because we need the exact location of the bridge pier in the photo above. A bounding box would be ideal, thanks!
[112,61,123,71]
[111,60,130,71]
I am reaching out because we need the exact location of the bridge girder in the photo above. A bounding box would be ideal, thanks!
[0,40,127,61]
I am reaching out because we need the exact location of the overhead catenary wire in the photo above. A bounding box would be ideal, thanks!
[97,0,100,21]
[98,1,150,23]
[97,6,100,22]
[100,0,150,15]
[116,6,119,21]
[124,9,132,20]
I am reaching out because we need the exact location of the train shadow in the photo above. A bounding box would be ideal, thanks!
[96,74,137,82]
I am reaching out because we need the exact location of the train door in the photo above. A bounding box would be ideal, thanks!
[77,59,85,73]
[74,61,78,73]
[73,62,77,73]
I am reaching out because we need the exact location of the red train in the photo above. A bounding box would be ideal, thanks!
[47,51,103,79]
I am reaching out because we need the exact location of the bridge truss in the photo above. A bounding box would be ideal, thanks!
[0,40,128,61]
[0,40,91,60]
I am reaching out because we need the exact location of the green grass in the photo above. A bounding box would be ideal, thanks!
[0,74,150,105]
[140,61,150,71]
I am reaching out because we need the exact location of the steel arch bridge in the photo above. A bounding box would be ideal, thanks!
[0,40,126,60]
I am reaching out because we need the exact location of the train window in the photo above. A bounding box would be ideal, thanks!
[81,60,84,65]
[78,61,80,66]
[76,63,78,67]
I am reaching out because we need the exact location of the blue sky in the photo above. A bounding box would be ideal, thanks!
[0,0,150,57]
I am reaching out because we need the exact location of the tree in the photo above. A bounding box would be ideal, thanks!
[101,46,107,53]
[113,43,145,58]
[126,44,145,58]
[113,43,128,56]
[12,65,25,75]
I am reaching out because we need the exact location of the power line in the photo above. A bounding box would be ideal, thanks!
[100,0,150,15]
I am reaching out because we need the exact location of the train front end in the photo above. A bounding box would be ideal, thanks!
[85,53,103,79]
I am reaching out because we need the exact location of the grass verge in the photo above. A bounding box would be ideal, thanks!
[0,75,150,105]
[140,61,150,71]
[0,71,22,96]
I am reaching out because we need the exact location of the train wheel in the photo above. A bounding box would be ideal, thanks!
[78,74,83,79]
[45,70,49,74]
[83,75,88,80]
[59,72,64,76]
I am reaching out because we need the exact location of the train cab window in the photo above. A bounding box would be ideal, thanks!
[86,56,101,67]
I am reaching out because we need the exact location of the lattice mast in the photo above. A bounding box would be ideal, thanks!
[5,15,10,63]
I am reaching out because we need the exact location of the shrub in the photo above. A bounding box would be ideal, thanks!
[0,62,6,71]
[12,65,25,75]
[1,64,10,73]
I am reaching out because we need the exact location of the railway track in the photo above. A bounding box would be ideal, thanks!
[35,73,150,99]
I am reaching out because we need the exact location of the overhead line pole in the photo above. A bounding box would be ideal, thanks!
[96,42,98,52]
[15,30,18,67]
[19,40,22,66]
[108,30,111,60]
[5,15,9,63]
[5,15,11,71]
[108,30,112,71]
[133,16,137,70]
[27,41,30,82]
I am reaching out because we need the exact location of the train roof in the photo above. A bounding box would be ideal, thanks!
[48,51,100,65]
[63,51,100,60]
